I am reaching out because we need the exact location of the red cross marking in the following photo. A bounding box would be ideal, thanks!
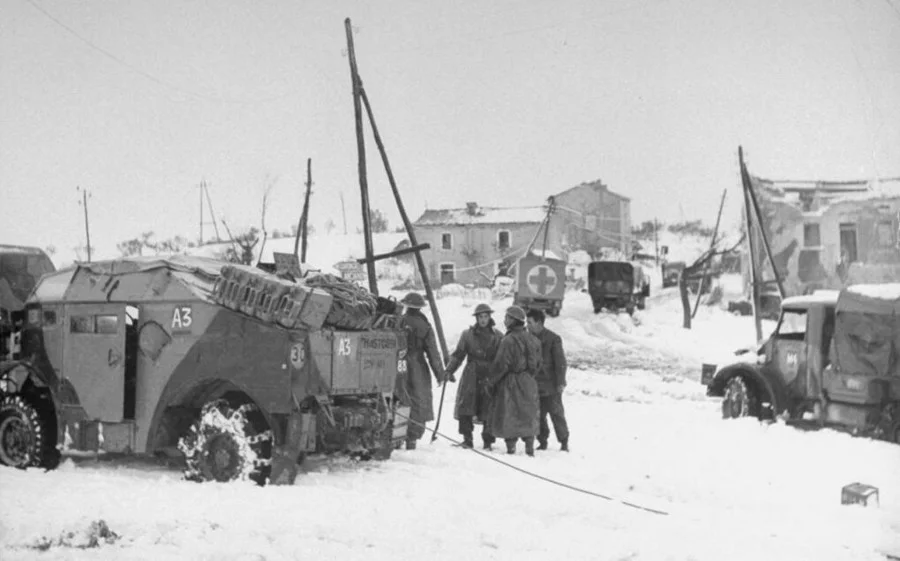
[528,265,556,295]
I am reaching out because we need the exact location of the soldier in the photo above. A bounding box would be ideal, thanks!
[526,309,569,452]
[485,305,541,456]
[445,303,504,450]
[400,292,447,450]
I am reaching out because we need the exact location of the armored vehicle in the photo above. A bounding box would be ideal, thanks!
[702,284,900,443]
[512,253,566,317]
[0,256,410,484]
[587,260,649,315]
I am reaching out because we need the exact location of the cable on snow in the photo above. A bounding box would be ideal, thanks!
[394,410,670,517]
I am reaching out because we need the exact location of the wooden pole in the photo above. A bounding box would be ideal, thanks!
[654,217,659,265]
[744,166,786,298]
[692,189,727,318]
[81,188,92,262]
[739,147,763,342]
[340,192,348,235]
[301,158,313,262]
[345,18,378,294]
[199,180,204,246]
[359,86,450,442]
[203,182,222,242]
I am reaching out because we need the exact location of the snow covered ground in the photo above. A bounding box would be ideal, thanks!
[2,289,899,560]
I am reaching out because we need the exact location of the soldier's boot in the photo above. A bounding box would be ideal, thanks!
[461,433,474,449]
[482,436,494,451]
[560,439,569,452]
[505,439,517,454]
[406,439,417,451]
[524,437,535,457]
[537,439,548,451]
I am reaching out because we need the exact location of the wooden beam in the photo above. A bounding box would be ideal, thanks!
[356,243,431,264]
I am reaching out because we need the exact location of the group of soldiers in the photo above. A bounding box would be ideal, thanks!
[396,292,569,456]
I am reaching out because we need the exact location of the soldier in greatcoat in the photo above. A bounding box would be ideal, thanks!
[526,309,569,451]
[445,303,504,450]
[485,305,542,456]
[399,292,447,450]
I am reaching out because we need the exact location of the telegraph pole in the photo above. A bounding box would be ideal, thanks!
[345,18,377,294]
[654,217,660,265]
[77,186,92,262]
[339,192,348,235]
[739,147,763,343]
[199,180,204,245]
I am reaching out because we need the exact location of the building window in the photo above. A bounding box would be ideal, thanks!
[497,230,510,250]
[439,263,455,285]
[839,223,858,263]
[441,232,453,250]
[803,223,821,247]
[876,221,894,247]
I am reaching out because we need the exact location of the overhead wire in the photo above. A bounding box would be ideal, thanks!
[22,0,296,105]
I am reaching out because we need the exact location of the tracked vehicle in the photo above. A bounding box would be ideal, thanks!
[0,255,410,484]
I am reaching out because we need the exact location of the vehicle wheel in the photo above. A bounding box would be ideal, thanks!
[722,376,760,419]
[179,399,273,485]
[0,395,58,469]
[637,298,646,311]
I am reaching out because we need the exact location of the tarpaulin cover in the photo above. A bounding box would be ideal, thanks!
[831,284,900,378]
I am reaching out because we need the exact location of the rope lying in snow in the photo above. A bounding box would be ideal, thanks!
[394,410,669,517]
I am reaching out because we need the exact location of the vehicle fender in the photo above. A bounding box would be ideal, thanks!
[0,360,54,393]
[711,363,789,415]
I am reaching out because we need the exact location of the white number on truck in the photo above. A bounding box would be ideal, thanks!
[337,337,352,356]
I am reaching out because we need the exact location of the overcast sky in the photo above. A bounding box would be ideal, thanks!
[2,0,899,260]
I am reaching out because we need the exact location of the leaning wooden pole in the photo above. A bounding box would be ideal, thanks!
[359,86,451,442]
[744,166,786,299]
[692,189,727,318]
[739,147,763,342]
[345,18,378,294]
[301,158,313,263]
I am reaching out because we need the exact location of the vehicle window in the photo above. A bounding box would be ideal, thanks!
[95,315,119,334]
[776,310,807,339]
[42,309,57,326]
[70,315,94,333]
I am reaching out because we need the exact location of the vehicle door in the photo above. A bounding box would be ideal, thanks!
[63,303,127,422]
[765,308,808,391]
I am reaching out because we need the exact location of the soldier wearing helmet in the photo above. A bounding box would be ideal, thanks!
[485,305,542,456]
[399,292,448,450]
[445,303,504,449]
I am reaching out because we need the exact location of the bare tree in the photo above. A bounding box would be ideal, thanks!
[680,235,744,329]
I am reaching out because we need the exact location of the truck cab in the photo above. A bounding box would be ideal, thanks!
[703,285,900,443]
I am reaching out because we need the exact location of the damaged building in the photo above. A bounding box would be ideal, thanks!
[747,175,900,295]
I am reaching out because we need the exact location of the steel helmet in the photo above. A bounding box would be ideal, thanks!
[472,303,494,316]
[400,292,426,309]
[505,305,526,323]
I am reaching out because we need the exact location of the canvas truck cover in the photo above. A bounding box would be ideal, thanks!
[588,261,639,294]
[831,283,900,378]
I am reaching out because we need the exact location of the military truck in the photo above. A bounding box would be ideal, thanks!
[1,245,56,361]
[702,284,900,443]
[0,256,410,484]
[587,260,650,315]
[512,252,566,317]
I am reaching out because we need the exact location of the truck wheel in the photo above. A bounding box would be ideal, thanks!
[0,395,57,470]
[179,399,273,485]
[722,377,759,419]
